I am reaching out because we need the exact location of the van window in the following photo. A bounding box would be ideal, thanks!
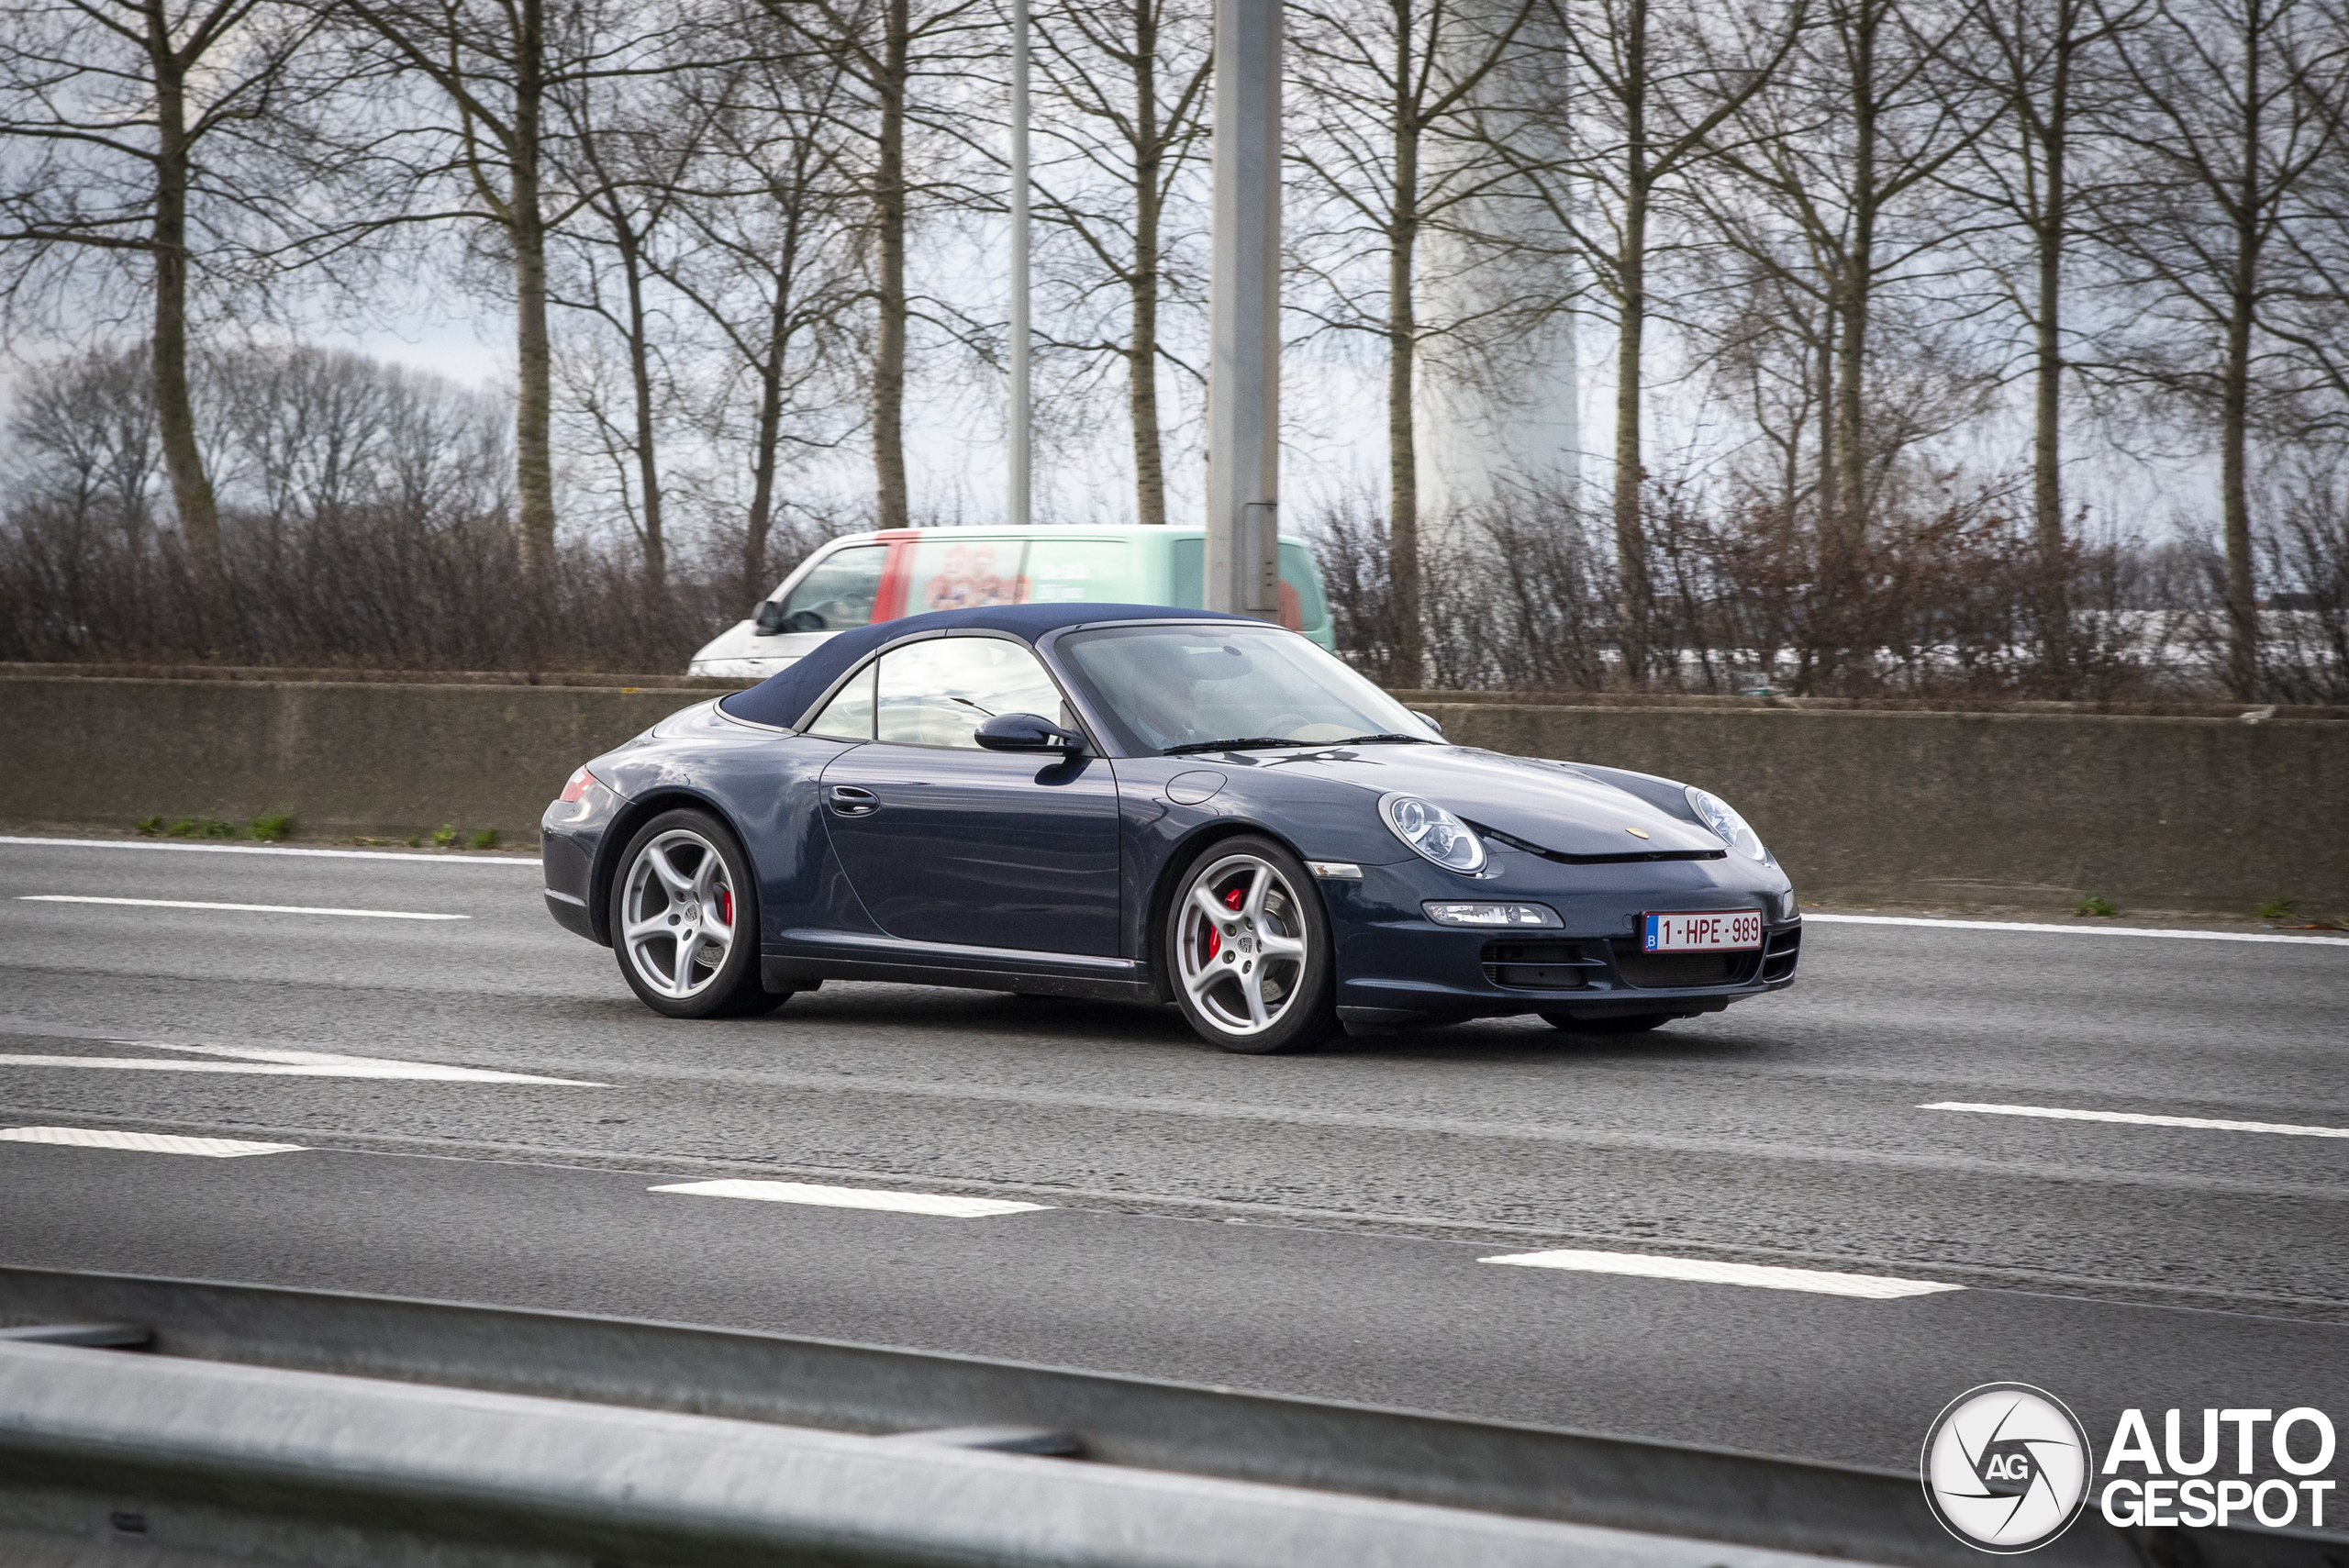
[781,545,886,631]
[906,536,1026,615]
[1024,538,1135,603]
[1168,538,1327,633]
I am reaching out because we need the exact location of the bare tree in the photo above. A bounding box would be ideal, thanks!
[1941,0,2141,690]
[1289,0,1558,685]
[0,0,309,575]
[550,60,718,591]
[753,0,996,531]
[1534,0,1805,678]
[1701,0,1994,557]
[657,39,866,597]
[1028,0,1213,526]
[2087,0,2349,695]
[314,0,701,572]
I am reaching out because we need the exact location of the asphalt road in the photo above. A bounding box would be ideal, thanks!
[2,834,2344,1479]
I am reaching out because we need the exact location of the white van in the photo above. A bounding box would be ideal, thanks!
[687,524,1337,678]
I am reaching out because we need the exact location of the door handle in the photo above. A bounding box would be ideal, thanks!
[827,784,879,817]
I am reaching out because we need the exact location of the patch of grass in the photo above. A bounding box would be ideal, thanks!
[2255,897,2298,920]
[133,817,162,836]
[466,827,500,851]
[248,809,294,841]
[404,834,423,848]
[430,823,459,848]
[2074,895,2119,917]
[166,817,237,840]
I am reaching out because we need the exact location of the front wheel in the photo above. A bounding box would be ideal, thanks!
[609,808,788,1018]
[1165,836,1337,1054]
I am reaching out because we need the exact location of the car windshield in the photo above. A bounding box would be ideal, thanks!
[1055,623,1439,755]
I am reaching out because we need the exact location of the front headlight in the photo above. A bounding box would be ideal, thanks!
[1686,786,1769,862]
[1380,793,1486,874]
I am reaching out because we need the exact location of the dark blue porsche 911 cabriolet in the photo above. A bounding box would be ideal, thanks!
[541,603,1800,1052]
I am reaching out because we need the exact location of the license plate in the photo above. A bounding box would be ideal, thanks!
[1642,910,1763,952]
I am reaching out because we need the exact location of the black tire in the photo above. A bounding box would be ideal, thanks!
[1541,1011,1675,1034]
[1164,834,1338,1054]
[608,807,788,1019]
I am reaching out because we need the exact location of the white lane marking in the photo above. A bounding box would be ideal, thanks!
[0,1039,603,1084]
[1480,1247,1963,1299]
[0,836,540,865]
[0,1125,305,1157]
[19,895,467,921]
[1927,1101,2349,1140]
[1806,913,2348,947]
[651,1178,1050,1218]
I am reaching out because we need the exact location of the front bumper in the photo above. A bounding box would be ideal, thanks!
[1321,852,1800,1023]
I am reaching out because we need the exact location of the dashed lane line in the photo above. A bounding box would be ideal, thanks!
[1927,1101,2349,1139]
[1480,1247,1964,1299]
[0,1040,603,1084]
[0,836,540,865]
[651,1178,1051,1218]
[1806,913,2349,946]
[19,895,467,920]
[0,1126,306,1157]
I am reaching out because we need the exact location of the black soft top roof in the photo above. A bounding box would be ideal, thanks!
[716,601,1258,730]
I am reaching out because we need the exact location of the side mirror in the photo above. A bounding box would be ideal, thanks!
[1410,709,1445,738]
[752,600,789,636]
[974,712,1086,752]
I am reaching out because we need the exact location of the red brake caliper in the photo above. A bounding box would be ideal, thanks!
[1206,884,1244,959]
[718,889,733,927]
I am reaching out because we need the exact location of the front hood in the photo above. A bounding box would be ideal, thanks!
[1275,745,1725,859]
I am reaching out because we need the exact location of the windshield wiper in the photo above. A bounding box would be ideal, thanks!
[1323,733,1437,746]
[1162,737,1315,755]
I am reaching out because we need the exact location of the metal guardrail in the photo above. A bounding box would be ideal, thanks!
[0,1266,2335,1568]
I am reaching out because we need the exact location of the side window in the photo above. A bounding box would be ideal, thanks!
[805,663,875,740]
[781,545,887,631]
[874,638,1065,750]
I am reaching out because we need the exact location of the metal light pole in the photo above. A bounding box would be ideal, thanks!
[1204,0,1281,617]
[1008,0,1032,527]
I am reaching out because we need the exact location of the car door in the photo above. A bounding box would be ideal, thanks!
[810,635,1121,956]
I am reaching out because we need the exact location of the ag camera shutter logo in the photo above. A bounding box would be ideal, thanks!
[1921,1384,2094,1552]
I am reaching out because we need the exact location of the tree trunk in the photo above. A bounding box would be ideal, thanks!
[1831,4,1877,552]
[746,289,791,601]
[2031,161,2069,691]
[617,222,666,593]
[1612,188,1652,684]
[872,0,910,530]
[1386,106,1423,689]
[2220,301,2256,697]
[1129,0,1167,527]
[147,33,221,579]
[510,0,556,575]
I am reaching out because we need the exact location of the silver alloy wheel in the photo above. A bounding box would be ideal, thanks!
[618,828,737,1000]
[1174,851,1310,1037]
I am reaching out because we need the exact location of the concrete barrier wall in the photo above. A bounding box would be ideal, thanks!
[1425,703,2347,911]
[5,673,2343,910]
[1,676,700,846]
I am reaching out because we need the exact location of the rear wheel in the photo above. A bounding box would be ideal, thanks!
[1166,836,1337,1054]
[1542,1011,1675,1034]
[609,808,787,1018]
